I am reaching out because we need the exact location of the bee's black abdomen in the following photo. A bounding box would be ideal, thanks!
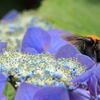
[78,37,98,62]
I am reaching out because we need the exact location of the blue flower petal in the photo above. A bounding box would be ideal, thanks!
[69,70,93,82]
[87,75,97,99]
[76,54,95,70]
[14,82,40,100]
[34,86,70,100]
[0,95,7,100]
[23,47,38,54]
[91,64,100,85]
[69,89,90,100]
[21,27,51,53]
[2,10,19,21]
[0,73,6,97]
[0,42,7,53]
[48,29,72,53]
[54,44,81,59]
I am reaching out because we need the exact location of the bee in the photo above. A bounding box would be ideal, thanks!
[60,34,100,62]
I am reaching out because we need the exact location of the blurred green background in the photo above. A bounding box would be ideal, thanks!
[37,0,100,36]
[0,0,100,36]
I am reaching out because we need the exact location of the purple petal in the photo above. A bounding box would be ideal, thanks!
[69,70,93,82]
[76,89,90,97]
[21,27,51,53]
[0,42,7,53]
[48,29,73,53]
[97,85,100,94]
[14,82,40,100]
[48,29,73,36]
[54,44,81,59]
[0,73,6,97]
[2,10,19,21]
[34,86,70,100]
[69,90,89,100]
[0,95,7,100]
[92,64,100,75]
[87,75,97,99]
[76,54,95,70]
[91,64,100,85]
[23,47,38,54]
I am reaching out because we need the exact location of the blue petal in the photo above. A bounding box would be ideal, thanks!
[91,64,100,85]
[69,70,93,82]
[21,27,51,53]
[0,73,6,97]
[76,54,95,70]
[48,29,73,53]
[0,95,7,100]
[54,44,81,59]
[2,10,19,21]
[14,82,40,100]
[0,42,7,53]
[23,47,38,54]
[87,75,97,99]
[69,89,90,100]
[34,86,70,100]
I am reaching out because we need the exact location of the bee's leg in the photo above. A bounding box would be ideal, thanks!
[85,48,97,62]
[91,51,97,62]
[91,43,100,62]
[79,46,97,62]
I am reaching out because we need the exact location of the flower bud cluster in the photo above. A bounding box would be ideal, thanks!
[0,11,52,48]
[0,50,86,87]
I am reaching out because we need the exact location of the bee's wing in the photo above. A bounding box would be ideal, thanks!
[60,33,83,45]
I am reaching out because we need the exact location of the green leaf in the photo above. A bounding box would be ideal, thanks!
[3,82,16,100]
[37,0,100,36]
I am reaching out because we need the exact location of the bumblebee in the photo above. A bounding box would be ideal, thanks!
[60,34,100,62]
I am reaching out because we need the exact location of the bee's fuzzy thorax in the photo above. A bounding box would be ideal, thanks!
[86,35,99,43]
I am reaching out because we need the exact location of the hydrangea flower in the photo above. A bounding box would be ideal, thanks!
[0,44,91,100]
[0,18,97,99]
[0,32,93,100]
[12,27,99,100]
[0,11,53,49]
